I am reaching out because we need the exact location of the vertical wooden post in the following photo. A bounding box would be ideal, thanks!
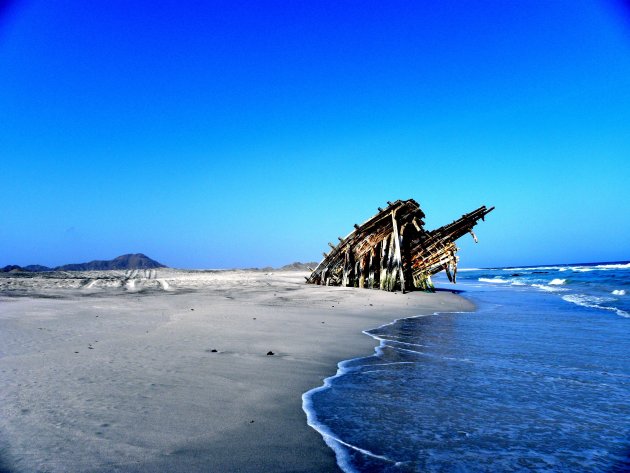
[367,248,376,289]
[379,236,389,290]
[385,232,396,291]
[391,211,405,293]
[358,254,366,288]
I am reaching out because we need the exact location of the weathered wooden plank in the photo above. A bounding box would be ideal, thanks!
[367,247,376,289]
[358,254,366,288]
[342,249,354,287]
[385,232,396,291]
[391,211,405,293]
[379,235,389,290]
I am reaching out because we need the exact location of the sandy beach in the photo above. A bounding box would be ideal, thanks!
[0,269,472,472]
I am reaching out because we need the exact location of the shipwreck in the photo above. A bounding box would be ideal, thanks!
[306,199,494,292]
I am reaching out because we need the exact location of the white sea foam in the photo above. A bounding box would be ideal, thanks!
[502,263,630,273]
[612,289,626,296]
[532,284,568,292]
[549,279,566,285]
[595,263,630,270]
[566,263,630,272]
[479,278,510,284]
[502,266,562,272]
[562,294,629,318]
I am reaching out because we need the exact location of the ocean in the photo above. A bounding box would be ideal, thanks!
[303,262,630,472]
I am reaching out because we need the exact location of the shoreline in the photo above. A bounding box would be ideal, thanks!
[0,269,473,472]
[302,308,474,472]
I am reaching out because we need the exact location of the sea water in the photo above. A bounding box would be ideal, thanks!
[303,262,630,472]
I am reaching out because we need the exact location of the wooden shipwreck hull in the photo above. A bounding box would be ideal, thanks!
[306,199,494,292]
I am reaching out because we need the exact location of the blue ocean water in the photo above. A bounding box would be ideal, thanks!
[303,262,630,472]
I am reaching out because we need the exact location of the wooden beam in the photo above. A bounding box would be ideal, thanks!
[358,255,366,288]
[379,235,389,290]
[392,211,405,293]
[385,232,396,291]
[367,248,375,289]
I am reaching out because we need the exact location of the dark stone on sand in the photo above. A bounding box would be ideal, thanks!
[266,351,274,356]
[211,349,218,353]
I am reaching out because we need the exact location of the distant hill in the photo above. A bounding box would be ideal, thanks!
[1,265,23,272]
[279,262,319,271]
[24,264,52,272]
[56,254,166,271]
[1,254,166,272]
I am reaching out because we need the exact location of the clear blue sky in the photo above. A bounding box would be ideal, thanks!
[1,1,629,269]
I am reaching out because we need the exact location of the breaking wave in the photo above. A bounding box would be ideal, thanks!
[562,294,629,318]
[461,263,630,319]
[478,278,510,284]
[498,262,630,273]
[532,284,569,293]
[596,263,630,270]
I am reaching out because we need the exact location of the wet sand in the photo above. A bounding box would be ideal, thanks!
[0,269,472,472]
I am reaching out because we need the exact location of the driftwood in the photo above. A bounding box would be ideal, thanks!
[306,199,494,292]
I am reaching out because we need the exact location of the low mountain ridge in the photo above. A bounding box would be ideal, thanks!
[1,254,166,272]
[24,264,52,272]
[279,262,319,271]
[57,254,166,271]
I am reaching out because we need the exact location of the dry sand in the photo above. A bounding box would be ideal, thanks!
[0,269,472,472]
